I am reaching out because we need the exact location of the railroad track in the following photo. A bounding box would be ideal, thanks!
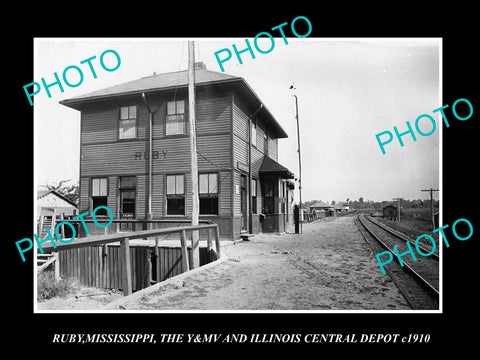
[356,213,439,310]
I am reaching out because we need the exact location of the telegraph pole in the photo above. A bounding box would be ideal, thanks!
[393,197,404,222]
[422,188,439,230]
[188,41,199,268]
[290,85,302,234]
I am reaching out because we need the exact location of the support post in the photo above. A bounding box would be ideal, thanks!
[120,237,132,295]
[180,230,190,272]
[53,252,60,280]
[155,236,160,283]
[422,188,439,230]
[188,41,200,269]
[214,225,221,258]
[207,227,212,252]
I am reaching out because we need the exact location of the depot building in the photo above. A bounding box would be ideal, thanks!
[60,62,295,239]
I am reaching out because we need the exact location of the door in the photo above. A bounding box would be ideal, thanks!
[119,176,136,231]
[240,174,247,232]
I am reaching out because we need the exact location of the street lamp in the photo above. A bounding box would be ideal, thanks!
[290,85,302,234]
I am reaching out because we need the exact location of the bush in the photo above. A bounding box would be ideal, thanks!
[37,271,72,301]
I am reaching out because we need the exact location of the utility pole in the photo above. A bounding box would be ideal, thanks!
[393,197,404,222]
[290,85,302,234]
[188,41,199,268]
[422,188,439,230]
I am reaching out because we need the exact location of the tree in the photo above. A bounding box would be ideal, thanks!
[45,179,79,205]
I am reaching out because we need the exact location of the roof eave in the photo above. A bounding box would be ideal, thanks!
[60,77,289,139]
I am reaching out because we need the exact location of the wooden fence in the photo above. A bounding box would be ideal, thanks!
[41,223,221,295]
[303,210,327,223]
[58,245,215,292]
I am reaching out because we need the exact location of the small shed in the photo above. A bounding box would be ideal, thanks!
[37,189,78,217]
[382,205,397,220]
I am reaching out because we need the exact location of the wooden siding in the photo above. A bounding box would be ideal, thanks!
[268,138,278,161]
[152,174,163,217]
[81,137,194,177]
[251,146,264,176]
[137,175,146,219]
[219,171,231,216]
[196,95,231,135]
[107,176,117,215]
[233,134,249,167]
[197,133,231,169]
[232,102,249,142]
[79,177,89,213]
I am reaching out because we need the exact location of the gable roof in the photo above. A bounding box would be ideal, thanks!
[61,67,239,104]
[37,189,78,208]
[310,201,334,209]
[60,65,288,138]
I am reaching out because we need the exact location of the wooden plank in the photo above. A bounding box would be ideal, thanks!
[214,225,221,258]
[121,238,132,295]
[114,246,120,290]
[155,237,160,283]
[179,230,190,273]
[207,228,212,252]
[103,245,108,289]
[161,247,167,281]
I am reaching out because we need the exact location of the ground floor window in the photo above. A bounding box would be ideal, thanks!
[91,177,108,215]
[199,173,218,215]
[166,174,185,215]
[251,179,257,214]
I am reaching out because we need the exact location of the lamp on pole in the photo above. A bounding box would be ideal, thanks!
[290,85,302,234]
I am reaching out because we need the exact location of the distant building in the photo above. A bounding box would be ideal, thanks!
[37,189,78,217]
[335,202,349,214]
[37,189,78,237]
[309,201,334,212]
[382,205,397,220]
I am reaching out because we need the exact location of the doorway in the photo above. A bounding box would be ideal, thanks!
[240,174,247,232]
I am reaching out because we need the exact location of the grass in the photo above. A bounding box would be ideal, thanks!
[375,207,439,241]
[37,271,72,301]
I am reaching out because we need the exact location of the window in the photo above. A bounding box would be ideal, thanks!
[251,121,257,147]
[251,179,257,214]
[199,173,218,215]
[91,178,108,215]
[263,181,275,214]
[119,105,137,139]
[166,174,185,215]
[166,100,186,135]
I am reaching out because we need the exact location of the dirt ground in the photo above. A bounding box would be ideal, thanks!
[37,215,410,311]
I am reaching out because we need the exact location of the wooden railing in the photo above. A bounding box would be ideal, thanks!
[41,223,221,296]
[303,211,327,223]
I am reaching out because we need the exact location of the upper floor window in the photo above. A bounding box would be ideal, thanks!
[251,120,257,147]
[119,105,137,139]
[166,100,186,136]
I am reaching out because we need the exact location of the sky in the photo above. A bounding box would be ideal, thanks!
[34,38,440,203]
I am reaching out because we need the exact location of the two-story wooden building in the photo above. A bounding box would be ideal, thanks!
[60,62,294,239]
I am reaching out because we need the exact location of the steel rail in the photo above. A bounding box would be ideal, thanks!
[358,214,439,299]
[364,215,439,261]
